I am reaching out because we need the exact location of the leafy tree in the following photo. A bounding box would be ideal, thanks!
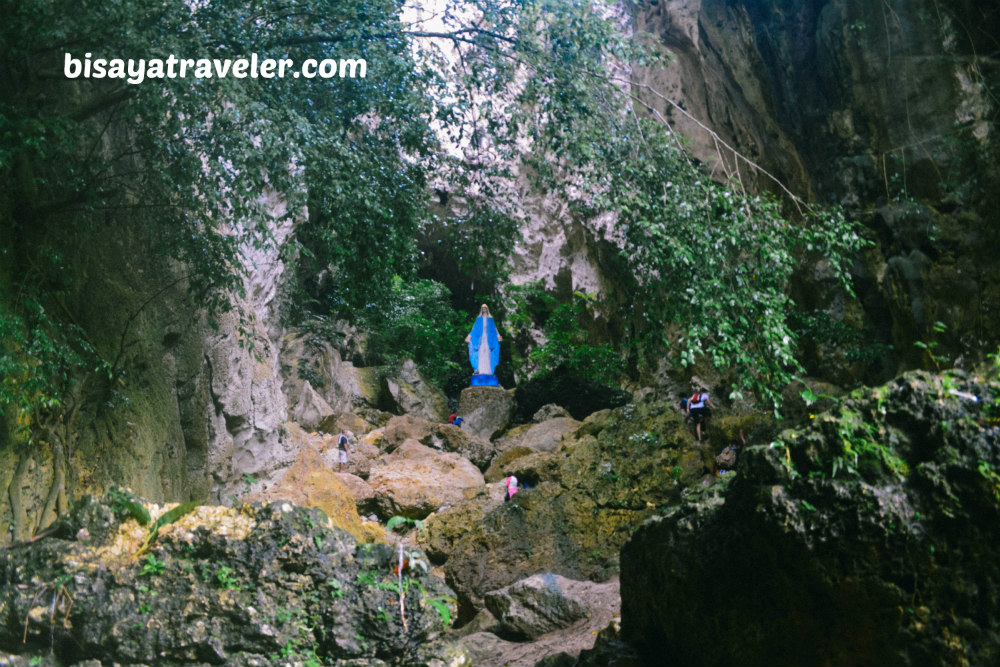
[363,277,470,393]
[505,284,622,386]
[0,0,865,470]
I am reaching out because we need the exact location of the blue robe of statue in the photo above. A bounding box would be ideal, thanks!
[468,315,500,375]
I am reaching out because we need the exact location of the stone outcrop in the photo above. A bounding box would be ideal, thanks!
[288,380,336,431]
[243,443,374,543]
[0,493,460,666]
[382,414,496,471]
[495,416,581,454]
[458,577,622,667]
[458,386,516,440]
[368,440,485,520]
[632,0,1000,378]
[484,574,588,640]
[620,370,1000,666]
[380,359,450,422]
[423,396,715,619]
[280,330,381,417]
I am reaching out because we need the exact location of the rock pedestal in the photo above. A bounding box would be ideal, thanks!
[458,386,516,440]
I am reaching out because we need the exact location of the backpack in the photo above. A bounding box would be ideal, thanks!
[715,445,737,471]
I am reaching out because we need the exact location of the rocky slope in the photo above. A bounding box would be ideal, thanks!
[420,394,750,622]
[632,0,1000,379]
[620,370,1000,666]
[0,494,459,666]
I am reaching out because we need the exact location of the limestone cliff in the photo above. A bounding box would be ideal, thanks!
[620,370,1000,665]
[632,0,999,377]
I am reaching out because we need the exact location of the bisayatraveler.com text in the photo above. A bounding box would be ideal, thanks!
[64,53,367,85]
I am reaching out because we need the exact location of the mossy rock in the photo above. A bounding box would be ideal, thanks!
[622,370,1000,666]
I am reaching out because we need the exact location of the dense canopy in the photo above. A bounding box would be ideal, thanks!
[1,0,864,440]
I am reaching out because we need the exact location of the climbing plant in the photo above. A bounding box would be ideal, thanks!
[0,0,867,458]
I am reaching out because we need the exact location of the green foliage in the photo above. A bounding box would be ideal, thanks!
[506,283,623,386]
[977,460,1000,503]
[139,554,166,577]
[108,488,151,526]
[0,292,109,446]
[915,320,950,370]
[362,278,469,391]
[789,310,893,368]
[829,408,909,482]
[596,130,866,408]
[0,0,866,433]
[137,501,202,555]
[425,595,456,628]
[215,565,240,591]
[386,515,426,537]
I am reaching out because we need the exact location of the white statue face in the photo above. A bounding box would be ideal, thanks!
[480,304,489,317]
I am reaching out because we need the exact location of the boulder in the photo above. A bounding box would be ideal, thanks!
[620,371,1000,667]
[383,414,435,450]
[0,494,458,666]
[484,446,536,481]
[485,451,562,486]
[533,403,571,421]
[380,359,450,422]
[245,445,369,542]
[334,472,377,515]
[431,423,496,471]
[289,381,337,431]
[383,415,496,470]
[495,416,581,453]
[318,431,380,480]
[424,397,715,619]
[458,386,517,440]
[368,440,485,519]
[484,574,588,640]
[457,577,623,667]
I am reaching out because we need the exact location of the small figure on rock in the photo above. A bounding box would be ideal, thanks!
[466,304,502,386]
[337,429,351,473]
[504,474,519,503]
[715,429,747,475]
[686,387,716,444]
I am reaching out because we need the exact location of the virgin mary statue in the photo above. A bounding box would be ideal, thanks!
[465,304,501,384]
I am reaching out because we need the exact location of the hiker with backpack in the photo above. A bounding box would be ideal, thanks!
[714,429,747,474]
[686,388,716,444]
[504,474,518,503]
[336,429,351,473]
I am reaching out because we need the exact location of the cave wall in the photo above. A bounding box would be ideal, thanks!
[632,0,1000,375]
[0,195,299,543]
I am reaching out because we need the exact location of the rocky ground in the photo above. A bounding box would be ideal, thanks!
[619,370,1000,666]
[0,350,740,666]
[6,353,996,666]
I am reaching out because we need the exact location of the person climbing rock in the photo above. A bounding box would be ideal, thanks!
[337,429,350,473]
[504,474,518,503]
[687,388,716,444]
[714,430,746,474]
